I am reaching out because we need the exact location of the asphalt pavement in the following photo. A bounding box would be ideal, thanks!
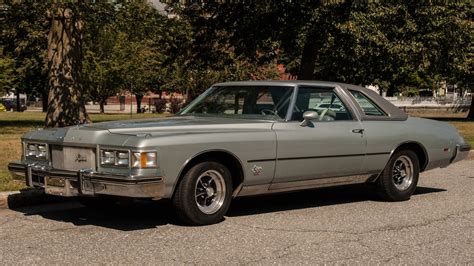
[0,159,473,264]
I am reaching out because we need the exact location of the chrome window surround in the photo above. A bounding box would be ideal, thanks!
[286,85,358,122]
[348,90,387,117]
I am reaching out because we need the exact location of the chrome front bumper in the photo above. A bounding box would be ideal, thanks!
[450,144,471,164]
[8,161,165,199]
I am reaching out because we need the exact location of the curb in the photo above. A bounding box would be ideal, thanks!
[0,189,64,209]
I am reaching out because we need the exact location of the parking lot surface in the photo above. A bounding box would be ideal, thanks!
[0,159,473,264]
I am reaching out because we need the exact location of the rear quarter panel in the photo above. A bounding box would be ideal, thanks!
[362,117,460,173]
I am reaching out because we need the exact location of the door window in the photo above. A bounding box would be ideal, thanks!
[291,86,353,121]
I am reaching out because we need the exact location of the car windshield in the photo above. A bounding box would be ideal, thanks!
[179,86,294,120]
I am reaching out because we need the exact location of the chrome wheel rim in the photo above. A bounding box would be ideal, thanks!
[195,170,226,214]
[392,155,414,191]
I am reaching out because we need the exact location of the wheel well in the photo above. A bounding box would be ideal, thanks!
[393,142,428,171]
[174,151,245,196]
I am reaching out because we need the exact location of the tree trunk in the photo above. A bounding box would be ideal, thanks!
[41,90,48,112]
[15,90,20,112]
[99,99,105,114]
[298,28,319,80]
[136,94,143,113]
[468,98,474,120]
[45,6,90,127]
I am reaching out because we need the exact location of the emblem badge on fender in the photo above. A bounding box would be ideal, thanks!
[251,165,263,176]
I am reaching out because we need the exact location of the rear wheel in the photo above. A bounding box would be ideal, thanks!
[172,161,233,225]
[376,150,419,201]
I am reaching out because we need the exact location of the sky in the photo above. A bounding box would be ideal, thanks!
[149,0,167,13]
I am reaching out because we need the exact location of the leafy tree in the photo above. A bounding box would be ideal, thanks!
[0,1,49,111]
[161,3,280,98]
[82,29,124,113]
[167,1,472,116]
[114,0,167,113]
[0,52,15,94]
[82,2,123,113]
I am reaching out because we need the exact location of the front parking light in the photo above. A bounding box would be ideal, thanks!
[132,152,157,168]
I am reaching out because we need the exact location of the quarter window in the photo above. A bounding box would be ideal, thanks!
[350,91,386,116]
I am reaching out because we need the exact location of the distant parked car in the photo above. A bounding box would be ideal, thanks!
[0,99,27,112]
[314,102,344,111]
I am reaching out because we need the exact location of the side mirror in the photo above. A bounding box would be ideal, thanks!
[300,111,318,127]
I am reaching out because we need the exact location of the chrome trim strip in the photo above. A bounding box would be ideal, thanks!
[459,144,471,152]
[247,152,390,163]
[336,85,363,121]
[388,141,429,171]
[8,161,162,183]
[450,143,470,164]
[238,174,371,197]
[173,149,246,195]
[285,86,299,121]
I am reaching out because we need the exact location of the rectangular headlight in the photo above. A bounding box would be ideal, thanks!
[37,145,47,158]
[100,150,129,167]
[132,152,157,168]
[116,151,129,166]
[25,143,48,159]
[100,150,116,165]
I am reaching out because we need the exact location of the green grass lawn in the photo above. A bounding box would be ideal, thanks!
[0,112,472,192]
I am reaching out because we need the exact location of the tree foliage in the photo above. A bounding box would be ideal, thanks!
[1,0,472,121]
[0,1,49,107]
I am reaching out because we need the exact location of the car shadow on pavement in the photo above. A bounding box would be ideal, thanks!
[14,199,178,231]
[12,185,446,230]
[226,184,447,217]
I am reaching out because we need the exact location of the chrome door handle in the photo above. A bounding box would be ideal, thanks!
[352,129,364,134]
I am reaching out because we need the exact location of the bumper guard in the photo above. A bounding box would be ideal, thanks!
[450,144,471,164]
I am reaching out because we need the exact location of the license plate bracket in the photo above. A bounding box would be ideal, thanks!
[44,176,74,197]
[78,169,94,195]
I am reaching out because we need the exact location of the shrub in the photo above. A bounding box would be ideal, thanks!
[153,99,167,113]
[169,98,183,114]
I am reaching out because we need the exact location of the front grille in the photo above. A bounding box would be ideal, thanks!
[51,146,96,171]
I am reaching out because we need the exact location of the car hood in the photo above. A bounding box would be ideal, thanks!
[85,116,274,135]
[21,115,275,146]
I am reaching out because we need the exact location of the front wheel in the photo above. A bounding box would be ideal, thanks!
[172,162,233,225]
[376,150,420,201]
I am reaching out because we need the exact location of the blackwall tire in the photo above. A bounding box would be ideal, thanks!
[376,150,420,201]
[172,161,233,226]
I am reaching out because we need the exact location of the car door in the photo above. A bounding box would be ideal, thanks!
[270,86,367,186]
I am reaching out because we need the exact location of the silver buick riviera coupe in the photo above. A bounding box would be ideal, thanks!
[9,81,471,225]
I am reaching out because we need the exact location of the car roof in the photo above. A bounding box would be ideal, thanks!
[214,80,341,88]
